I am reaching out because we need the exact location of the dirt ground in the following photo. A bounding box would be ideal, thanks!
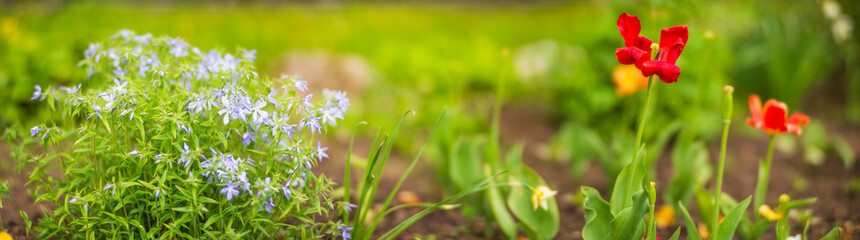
[2,104,859,239]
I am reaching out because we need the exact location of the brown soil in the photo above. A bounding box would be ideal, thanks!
[2,103,859,239]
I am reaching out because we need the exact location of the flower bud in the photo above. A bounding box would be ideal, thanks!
[648,182,657,206]
[779,194,790,203]
[722,85,734,123]
[758,205,783,221]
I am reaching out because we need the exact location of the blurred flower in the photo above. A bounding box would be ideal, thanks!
[397,191,422,205]
[0,230,11,240]
[787,234,801,240]
[531,185,557,211]
[822,0,842,20]
[221,181,241,201]
[759,204,783,221]
[30,126,41,137]
[747,95,809,135]
[832,15,854,44]
[780,194,791,203]
[641,26,689,84]
[336,224,353,240]
[698,222,710,239]
[614,13,653,69]
[31,85,46,101]
[655,204,675,229]
[612,65,649,96]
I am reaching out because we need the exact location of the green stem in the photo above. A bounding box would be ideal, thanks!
[647,200,656,240]
[712,119,731,240]
[623,74,658,207]
[753,135,776,221]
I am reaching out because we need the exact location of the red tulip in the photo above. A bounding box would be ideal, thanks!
[614,13,689,84]
[747,95,809,135]
[615,13,654,69]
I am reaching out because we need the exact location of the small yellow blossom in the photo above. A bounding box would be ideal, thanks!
[697,222,710,239]
[531,185,557,211]
[779,194,790,203]
[655,204,676,229]
[611,65,649,97]
[759,205,783,221]
[0,231,12,240]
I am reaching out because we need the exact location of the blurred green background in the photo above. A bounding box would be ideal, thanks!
[1,0,857,181]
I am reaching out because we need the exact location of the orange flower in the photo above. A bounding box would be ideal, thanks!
[655,204,676,229]
[612,65,649,96]
[747,95,809,135]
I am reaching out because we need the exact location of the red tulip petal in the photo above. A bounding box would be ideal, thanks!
[787,113,809,126]
[747,95,763,128]
[618,13,642,47]
[636,36,654,53]
[659,26,688,64]
[641,60,680,83]
[616,46,649,66]
[762,99,788,133]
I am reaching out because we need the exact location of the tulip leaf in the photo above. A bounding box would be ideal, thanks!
[486,170,517,239]
[609,145,646,215]
[609,190,648,240]
[507,166,559,240]
[715,197,751,240]
[668,227,682,240]
[678,202,702,240]
[581,186,612,240]
[820,227,842,240]
[449,137,484,190]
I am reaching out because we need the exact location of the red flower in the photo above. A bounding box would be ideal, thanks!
[614,13,689,84]
[747,95,810,135]
[615,13,654,69]
[641,26,688,84]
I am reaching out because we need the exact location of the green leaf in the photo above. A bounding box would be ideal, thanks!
[609,145,646,215]
[715,197,751,240]
[668,227,682,240]
[609,190,648,240]
[448,137,484,190]
[581,186,612,240]
[678,202,702,240]
[819,227,842,240]
[487,169,517,239]
[507,166,559,240]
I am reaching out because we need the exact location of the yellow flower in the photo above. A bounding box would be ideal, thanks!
[779,194,790,203]
[531,185,557,211]
[1,17,20,44]
[697,222,710,239]
[759,205,783,221]
[611,65,649,97]
[0,231,12,240]
[655,204,676,229]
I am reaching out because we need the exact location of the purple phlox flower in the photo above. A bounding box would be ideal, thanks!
[250,100,271,126]
[294,75,308,93]
[120,108,134,121]
[30,126,41,137]
[154,153,167,163]
[344,203,357,214]
[242,131,256,146]
[178,143,193,168]
[69,197,81,204]
[282,184,292,200]
[186,94,211,114]
[127,150,139,156]
[315,142,329,162]
[138,54,158,77]
[132,33,152,45]
[220,181,240,201]
[31,85,46,101]
[113,67,127,77]
[260,198,275,213]
[88,104,103,120]
[114,29,134,39]
[111,78,128,94]
[59,84,81,95]
[301,94,314,113]
[301,116,322,135]
[304,160,313,170]
[266,88,281,107]
[85,43,100,61]
[168,38,189,58]
[177,122,192,134]
[243,49,257,63]
[236,171,251,192]
[319,106,341,126]
[103,184,114,191]
[155,189,162,198]
[336,224,353,240]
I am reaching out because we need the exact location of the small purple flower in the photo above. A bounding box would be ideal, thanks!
[220,181,240,201]
[266,88,280,107]
[103,184,114,191]
[315,142,329,162]
[69,197,80,204]
[155,189,162,198]
[260,198,275,213]
[30,126,41,137]
[127,150,139,156]
[59,84,81,95]
[242,131,256,146]
[31,85,46,101]
[154,153,166,163]
[85,43,100,60]
[243,49,257,63]
[344,203,357,214]
[250,100,271,126]
[113,67,127,77]
[336,224,353,240]
[302,116,322,135]
[294,76,308,93]
[282,184,292,200]
[178,143,192,168]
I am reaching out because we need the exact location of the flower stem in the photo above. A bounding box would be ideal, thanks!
[753,135,776,221]
[712,118,731,240]
[624,74,658,207]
